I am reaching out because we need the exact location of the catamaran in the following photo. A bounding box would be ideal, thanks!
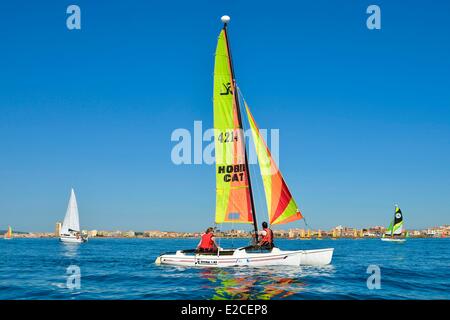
[156,16,333,267]
[381,205,406,242]
[60,188,88,243]
[4,226,12,240]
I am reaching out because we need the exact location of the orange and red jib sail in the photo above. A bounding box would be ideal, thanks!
[245,103,303,225]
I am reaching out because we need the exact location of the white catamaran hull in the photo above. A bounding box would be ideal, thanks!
[155,247,333,267]
[60,235,88,243]
[381,238,406,242]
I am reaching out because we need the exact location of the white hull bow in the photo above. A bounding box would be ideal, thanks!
[155,247,333,267]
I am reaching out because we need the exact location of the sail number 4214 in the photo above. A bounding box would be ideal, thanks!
[217,131,239,143]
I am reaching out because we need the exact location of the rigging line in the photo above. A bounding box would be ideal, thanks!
[302,216,314,231]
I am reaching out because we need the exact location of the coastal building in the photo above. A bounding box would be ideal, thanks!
[121,231,135,238]
[226,229,246,237]
[288,229,298,238]
[410,230,421,237]
[97,230,112,237]
[143,230,162,237]
[368,226,385,236]
[273,230,289,238]
[55,222,62,237]
[88,230,98,237]
[334,225,343,237]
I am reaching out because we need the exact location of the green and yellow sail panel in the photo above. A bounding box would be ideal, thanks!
[392,206,404,235]
[213,29,253,224]
[385,205,404,235]
[245,102,303,225]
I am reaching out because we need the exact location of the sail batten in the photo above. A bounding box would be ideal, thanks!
[245,102,303,225]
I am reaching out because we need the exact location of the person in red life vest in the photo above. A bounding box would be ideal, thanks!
[197,227,221,253]
[256,221,274,249]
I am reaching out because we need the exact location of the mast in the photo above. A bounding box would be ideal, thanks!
[221,16,259,241]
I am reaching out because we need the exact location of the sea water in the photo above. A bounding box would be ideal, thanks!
[0,238,448,299]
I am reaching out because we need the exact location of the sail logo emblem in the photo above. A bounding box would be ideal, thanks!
[220,83,233,95]
[395,213,402,219]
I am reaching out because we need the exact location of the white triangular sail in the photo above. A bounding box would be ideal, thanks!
[61,189,80,234]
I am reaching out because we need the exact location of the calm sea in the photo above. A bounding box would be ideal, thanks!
[0,238,448,299]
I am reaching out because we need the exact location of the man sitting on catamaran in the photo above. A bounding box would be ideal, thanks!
[255,222,274,249]
[196,227,221,253]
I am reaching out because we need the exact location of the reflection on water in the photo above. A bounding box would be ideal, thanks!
[60,243,80,258]
[200,266,335,300]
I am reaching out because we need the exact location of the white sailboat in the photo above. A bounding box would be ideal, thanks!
[381,205,406,242]
[156,16,333,267]
[60,188,88,243]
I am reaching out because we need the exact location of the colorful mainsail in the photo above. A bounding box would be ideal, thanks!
[245,103,302,225]
[213,29,253,224]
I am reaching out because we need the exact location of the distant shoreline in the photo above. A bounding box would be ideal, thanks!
[4,225,449,239]
[5,235,447,240]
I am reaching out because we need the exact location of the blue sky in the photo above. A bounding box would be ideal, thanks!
[0,0,449,232]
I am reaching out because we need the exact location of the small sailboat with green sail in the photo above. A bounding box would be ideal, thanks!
[381,205,406,242]
[156,16,333,267]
